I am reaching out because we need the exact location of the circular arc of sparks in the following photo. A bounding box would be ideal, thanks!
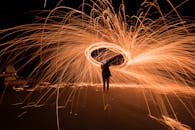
[85,42,130,68]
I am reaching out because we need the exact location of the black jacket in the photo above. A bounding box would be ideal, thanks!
[101,63,111,79]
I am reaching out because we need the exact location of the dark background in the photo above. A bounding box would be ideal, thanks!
[0,0,194,29]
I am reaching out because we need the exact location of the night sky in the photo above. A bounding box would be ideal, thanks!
[0,0,194,29]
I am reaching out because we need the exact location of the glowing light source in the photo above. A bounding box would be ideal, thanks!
[85,42,129,67]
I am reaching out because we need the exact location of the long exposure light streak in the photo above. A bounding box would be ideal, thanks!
[0,0,194,130]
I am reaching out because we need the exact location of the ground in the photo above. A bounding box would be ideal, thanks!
[0,86,194,130]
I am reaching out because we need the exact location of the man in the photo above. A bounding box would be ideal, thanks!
[101,60,111,92]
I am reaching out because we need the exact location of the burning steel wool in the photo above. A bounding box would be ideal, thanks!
[0,0,194,130]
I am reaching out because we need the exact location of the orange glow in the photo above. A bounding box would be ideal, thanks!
[0,0,194,130]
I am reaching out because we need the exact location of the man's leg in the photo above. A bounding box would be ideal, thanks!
[107,78,109,92]
[103,78,106,92]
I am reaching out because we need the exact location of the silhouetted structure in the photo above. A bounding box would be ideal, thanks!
[101,60,111,92]
[0,65,27,91]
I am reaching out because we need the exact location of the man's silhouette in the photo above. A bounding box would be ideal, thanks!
[101,60,111,92]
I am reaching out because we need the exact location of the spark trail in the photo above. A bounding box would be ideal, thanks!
[0,0,194,130]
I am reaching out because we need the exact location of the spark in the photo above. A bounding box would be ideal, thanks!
[0,0,194,130]
[151,115,192,130]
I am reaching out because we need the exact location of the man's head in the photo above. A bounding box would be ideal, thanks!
[101,59,107,65]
